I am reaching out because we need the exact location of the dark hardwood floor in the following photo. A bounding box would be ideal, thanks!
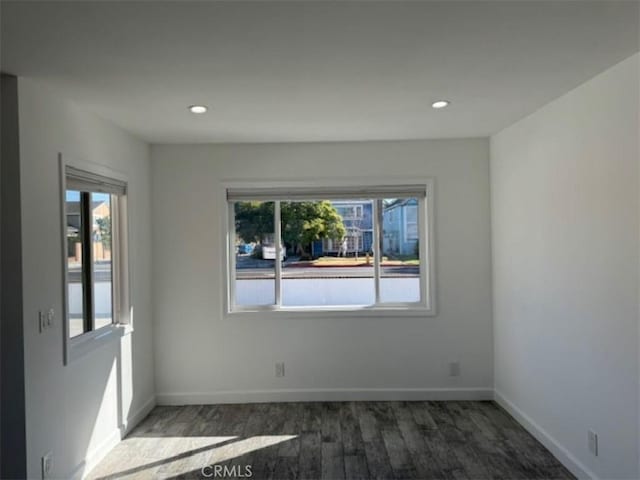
[88,401,575,480]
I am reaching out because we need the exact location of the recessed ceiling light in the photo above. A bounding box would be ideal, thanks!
[188,105,208,114]
[431,100,450,109]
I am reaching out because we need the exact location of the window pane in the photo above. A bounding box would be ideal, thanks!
[380,198,421,303]
[92,193,113,329]
[281,200,375,307]
[66,190,86,338]
[234,201,276,306]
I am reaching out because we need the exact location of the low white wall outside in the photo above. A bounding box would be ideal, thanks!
[235,278,420,306]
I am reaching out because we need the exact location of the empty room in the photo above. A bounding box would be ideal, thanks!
[1,1,639,479]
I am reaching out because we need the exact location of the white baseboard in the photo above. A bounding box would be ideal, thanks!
[68,428,121,480]
[66,395,156,480]
[494,390,597,480]
[156,387,494,405]
[120,394,156,436]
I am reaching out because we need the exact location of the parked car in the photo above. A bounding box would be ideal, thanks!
[262,244,286,260]
[236,243,254,255]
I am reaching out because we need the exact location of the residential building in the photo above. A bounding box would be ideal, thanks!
[382,198,419,257]
[312,200,374,256]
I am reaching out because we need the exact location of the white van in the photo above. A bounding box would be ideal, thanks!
[262,244,286,260]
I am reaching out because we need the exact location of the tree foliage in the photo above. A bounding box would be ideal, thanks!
[234,201,346,254]
[96,216,111,249]
[281,201,346,253]
[234,201,274,244]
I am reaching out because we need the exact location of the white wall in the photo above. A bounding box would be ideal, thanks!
[17,78,155,479]
[491,54,639,479]
[151,139,493,403]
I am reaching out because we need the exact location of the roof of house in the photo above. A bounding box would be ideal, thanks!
[65,201,106,216]
[383,198,417,211]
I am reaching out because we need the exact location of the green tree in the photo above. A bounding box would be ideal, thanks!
[234,201,346,256]
[281,201,346,256]
[96,216,111,249]
[234,201,274,244]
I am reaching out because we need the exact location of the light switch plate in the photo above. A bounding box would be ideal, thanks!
[42,452,53,479]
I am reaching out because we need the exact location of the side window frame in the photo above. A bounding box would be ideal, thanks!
[59,155,131,364]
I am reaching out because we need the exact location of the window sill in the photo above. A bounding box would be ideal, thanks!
[66,323,132,364]
[225,306,435,320]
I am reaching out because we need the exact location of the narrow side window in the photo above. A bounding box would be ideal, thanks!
[62,162,129,359]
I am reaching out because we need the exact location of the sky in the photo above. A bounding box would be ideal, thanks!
[66,190,110,203]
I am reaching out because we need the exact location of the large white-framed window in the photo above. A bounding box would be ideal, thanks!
[224,180,435,317]
[59,156,131,363]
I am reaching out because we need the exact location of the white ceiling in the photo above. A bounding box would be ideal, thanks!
[2,1,638,144]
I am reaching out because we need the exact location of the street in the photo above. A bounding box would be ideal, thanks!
[68,263,112,282]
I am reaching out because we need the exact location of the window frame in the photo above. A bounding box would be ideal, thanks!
[59,155,132,364]
[222,178,436,318]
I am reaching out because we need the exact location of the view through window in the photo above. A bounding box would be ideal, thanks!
[65,166,126,341]
[229,186,430,311]
[66,190,115,337]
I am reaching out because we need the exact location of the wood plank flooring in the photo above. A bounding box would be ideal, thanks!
[88,401,575,480]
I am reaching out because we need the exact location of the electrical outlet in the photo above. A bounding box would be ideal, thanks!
[41,452,53,479]
[275,362,285,377]
[588,430,598,456]
[449,361,460,377]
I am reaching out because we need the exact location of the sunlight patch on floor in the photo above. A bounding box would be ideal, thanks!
[157,435,298,478]
[92,435,298,479]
